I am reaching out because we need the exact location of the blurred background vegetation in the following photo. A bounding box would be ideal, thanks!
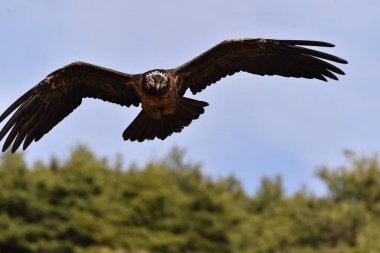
[1,146,380,253]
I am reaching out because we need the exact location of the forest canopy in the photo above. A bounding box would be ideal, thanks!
[0,146,379,253]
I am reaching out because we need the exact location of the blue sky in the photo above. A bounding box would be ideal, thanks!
[0,1,378,195]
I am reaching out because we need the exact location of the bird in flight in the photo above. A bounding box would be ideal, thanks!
[0,38,347,152]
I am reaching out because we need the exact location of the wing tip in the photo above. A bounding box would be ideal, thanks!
[329,56,348,64]
[279,40,336,48]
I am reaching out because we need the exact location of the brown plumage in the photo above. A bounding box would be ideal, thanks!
[0,38,348,152]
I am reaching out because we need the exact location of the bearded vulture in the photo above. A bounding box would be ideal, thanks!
[0,38,348,152]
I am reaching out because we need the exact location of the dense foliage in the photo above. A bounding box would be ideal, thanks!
[0,146,379,253]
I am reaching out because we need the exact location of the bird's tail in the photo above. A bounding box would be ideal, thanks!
[123,97,208,142]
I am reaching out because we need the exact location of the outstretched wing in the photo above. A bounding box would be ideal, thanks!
[174,39,348,95]
[0,61,141,152]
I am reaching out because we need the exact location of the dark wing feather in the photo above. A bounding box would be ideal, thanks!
[0,61,141,152]
[174,38,348,95]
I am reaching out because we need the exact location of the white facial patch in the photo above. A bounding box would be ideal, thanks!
[146,71,168,80]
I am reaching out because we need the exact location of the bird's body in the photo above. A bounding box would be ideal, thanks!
[139,70,178,118]
[0,38,348,152]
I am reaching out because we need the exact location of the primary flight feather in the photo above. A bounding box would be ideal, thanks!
[0,38,348,152]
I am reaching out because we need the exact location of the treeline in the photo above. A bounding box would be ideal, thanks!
[0,147,380,253]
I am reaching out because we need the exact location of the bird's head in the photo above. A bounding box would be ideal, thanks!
[143,70,170,95]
